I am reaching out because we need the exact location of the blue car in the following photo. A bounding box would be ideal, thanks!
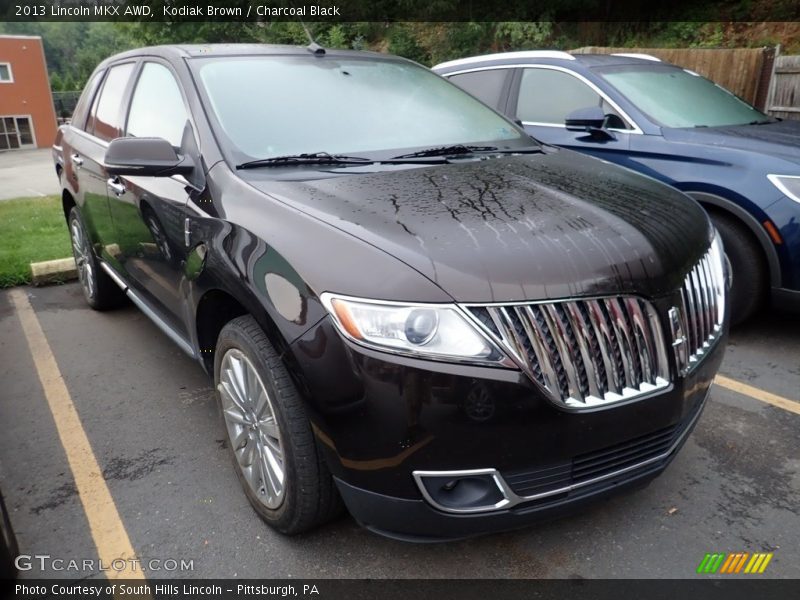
[434,51,800,324]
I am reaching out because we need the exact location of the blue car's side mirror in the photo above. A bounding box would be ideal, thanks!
[565,106,607,131]
[565,106,616,141]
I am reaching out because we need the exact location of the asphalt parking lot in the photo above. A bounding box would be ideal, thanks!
[0,149,60,201]
[0,282,798,579]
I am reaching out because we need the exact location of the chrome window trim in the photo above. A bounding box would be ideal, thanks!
[434,51,575,71]
[441,64,643,135]
[413,387,709,515]
[610,53,661,62]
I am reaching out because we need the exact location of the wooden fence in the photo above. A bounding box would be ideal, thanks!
[572,46,776,110]
[766,53,800,120]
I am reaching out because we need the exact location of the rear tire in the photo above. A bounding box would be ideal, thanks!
[67,207,125,310]
[214,315,343,534]
[710,212,766,325]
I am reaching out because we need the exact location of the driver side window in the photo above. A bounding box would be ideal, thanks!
[517,68,629,129]
[126,62,189,148]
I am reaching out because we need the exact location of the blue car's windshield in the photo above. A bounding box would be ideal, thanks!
[193,55,526,161]
[596,64,771,128]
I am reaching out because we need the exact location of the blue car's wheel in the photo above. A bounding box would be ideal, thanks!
[711,213,766,325]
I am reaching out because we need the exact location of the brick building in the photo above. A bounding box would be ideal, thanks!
[0,35,58,150]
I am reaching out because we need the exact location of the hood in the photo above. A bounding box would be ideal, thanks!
[241,150,711,303]
[664,119,800,165]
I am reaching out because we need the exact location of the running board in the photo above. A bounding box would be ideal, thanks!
[100,262,197,359]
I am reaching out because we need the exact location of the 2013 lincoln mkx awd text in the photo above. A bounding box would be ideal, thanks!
[53,44,728,540]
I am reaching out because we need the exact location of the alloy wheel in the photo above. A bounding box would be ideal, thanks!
[218,348,285,509]
[69,216,96,300]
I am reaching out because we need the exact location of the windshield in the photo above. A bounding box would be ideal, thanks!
[596,65,770,128]
[194,55,525,161]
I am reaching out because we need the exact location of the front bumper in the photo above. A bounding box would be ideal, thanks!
[336,385,709,541]
[290,306,726,540]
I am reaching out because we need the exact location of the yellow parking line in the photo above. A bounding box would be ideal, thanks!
[10,289,145,581]
[715,374,800,416]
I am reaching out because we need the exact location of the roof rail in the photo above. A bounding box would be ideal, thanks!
[433,50,575,71]
[610,53,661,62]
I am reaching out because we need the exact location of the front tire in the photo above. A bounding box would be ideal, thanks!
[710,212,766,325]
[214,315,342,534]
[67,207,125,310]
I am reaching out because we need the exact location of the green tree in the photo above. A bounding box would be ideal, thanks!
[49,71,63,92]
[387,24,429,64]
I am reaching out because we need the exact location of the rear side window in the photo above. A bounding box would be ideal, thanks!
[517,68,602,125]
[448,69,509,110]
[71,70,104,131]
[88,62,135,142]
[126,63,189,148]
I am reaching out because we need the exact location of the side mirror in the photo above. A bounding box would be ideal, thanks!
[565,106,607,131]
[105,137,194,177]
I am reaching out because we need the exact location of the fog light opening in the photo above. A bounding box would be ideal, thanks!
[415,470,510,513]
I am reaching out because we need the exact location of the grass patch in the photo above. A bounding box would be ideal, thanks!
[0,195,71,288]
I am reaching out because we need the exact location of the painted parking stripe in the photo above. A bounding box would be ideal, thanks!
[9,289,145,581]
[715,375,800,416]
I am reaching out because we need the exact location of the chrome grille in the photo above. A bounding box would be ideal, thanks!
[465,297,669,408]
[675,240,726,374]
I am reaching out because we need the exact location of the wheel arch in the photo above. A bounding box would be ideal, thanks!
[194,288,250,373]
[61,188,76,223]
[684,190,781,289]
[192,280,325,428]
[192,280,316,384]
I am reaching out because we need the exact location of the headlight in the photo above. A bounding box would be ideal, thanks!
[320,293,509,365]
[767,174,800,204]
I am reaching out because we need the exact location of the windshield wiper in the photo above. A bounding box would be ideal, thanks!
[237,146,544,169]
[391,144,543,160]
[236,152,374,169]
[391,145,499,159]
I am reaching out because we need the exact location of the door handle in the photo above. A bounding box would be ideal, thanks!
[184,218,191,247]
[71,153,83,168]
[107,177,126,196]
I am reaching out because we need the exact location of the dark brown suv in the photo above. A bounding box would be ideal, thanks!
[53,44,727,540]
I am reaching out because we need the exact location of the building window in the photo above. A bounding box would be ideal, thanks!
[0,116,35,149]
[0,63,12,83]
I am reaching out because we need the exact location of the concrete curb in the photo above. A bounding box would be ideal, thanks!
[30,257,77,286]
